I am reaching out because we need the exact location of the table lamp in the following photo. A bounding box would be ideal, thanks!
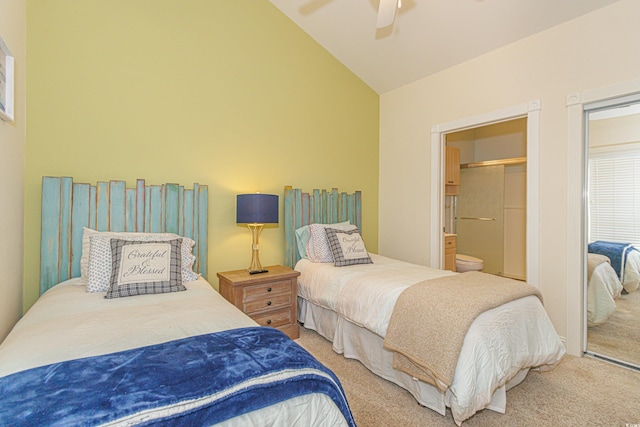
[236,193,279,274]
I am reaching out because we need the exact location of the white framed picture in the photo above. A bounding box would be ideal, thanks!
[0,36,15,122]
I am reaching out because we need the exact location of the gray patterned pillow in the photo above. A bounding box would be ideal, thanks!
[307,223,357,263]
[325,227,373,267]
[86,233,198,293]
[105,239,185,299]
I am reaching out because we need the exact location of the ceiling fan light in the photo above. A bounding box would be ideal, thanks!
[376,0,398,28]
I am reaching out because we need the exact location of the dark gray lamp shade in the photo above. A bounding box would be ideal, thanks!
[236,194,279,224]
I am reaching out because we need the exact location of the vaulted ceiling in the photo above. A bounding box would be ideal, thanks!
[270,0,623,94]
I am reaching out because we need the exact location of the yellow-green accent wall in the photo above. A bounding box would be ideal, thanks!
[25,0,379,311]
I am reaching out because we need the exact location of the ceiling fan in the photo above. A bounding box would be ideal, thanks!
[297,0,404,29]
[376,0,401,28]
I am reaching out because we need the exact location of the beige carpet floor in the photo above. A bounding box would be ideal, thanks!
[588,288,640,367]
[296,327,640,427]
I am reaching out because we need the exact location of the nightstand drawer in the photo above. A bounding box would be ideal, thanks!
[242,280,291,301]
[243,292,292,314]
[217,265,300,340]
[250,307,292,328]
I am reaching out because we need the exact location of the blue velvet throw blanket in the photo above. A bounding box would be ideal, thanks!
[588,240,638,280]
[0,327,356,427]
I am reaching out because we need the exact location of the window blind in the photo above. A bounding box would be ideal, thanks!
[588,148,640,246]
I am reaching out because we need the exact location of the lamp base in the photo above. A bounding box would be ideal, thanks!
[246,223,268,274]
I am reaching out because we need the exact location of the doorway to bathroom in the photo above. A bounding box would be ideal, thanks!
[444,118,527,279]
[430,99,540,288]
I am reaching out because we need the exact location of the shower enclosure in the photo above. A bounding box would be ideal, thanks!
[456,165,505,276]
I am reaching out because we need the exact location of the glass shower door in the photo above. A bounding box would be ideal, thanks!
[456,165,505,275]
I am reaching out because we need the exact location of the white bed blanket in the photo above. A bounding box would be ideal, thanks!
[296,254,566,424]
[623,249,640,293]
[297,254,456,337]
[0,277,257,377]
[588,260,623,326]
[0,277,348,427]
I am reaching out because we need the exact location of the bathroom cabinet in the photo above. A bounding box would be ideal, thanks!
[444,234,457,271]
[445,146,460,196]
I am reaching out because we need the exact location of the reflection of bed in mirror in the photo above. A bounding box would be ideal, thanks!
[622,249,640,293]
[588,241,640,293]
[587,253,623,326]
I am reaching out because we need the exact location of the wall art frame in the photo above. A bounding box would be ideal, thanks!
[0,36,15,122]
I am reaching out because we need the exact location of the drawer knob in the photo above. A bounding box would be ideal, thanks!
[267,301,272,306]
[266,320,272,325]
[267,287,272,292]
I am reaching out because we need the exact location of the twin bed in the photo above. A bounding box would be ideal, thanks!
[283,186,566,426]
[0,178,355,427]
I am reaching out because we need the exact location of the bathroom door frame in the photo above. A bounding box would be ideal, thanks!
[430,100,541,289]
[566,79,640,357]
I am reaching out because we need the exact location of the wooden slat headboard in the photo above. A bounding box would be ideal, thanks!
[40,177,208,294]
[283,186,362,268]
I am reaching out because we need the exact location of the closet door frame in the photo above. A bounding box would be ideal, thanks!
[566,79,640,357]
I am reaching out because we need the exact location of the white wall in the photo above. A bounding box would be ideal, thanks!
[0,0,26,341]
[379,0,640,341]
[589,112,640,147]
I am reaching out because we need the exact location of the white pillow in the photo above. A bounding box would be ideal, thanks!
[81,228,195,280]
[85,230,198,293]
[294,221,350,259]
[307,223,357,263]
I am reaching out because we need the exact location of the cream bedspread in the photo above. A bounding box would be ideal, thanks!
[383,272,542,391]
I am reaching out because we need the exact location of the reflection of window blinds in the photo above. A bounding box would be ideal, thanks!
[589,148,640,247]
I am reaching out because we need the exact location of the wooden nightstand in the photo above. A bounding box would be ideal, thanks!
[217,265,300,340]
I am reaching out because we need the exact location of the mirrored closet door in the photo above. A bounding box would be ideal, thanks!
[585,99,640,369]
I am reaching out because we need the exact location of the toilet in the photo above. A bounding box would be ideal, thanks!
[455,254,484,272]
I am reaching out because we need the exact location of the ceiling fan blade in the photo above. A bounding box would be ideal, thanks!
[376,0,398,28]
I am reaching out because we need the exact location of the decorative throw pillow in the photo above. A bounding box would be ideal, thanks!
[105,239,185,299]
[295,221,350,259]
[87,233,197,293]
[81,228,198,285]
[81,228,174,280]
[307,223,357,263]
[325,227,373,267]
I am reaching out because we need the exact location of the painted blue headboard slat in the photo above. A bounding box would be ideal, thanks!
[165,183,180,234]
[283,186,362,269]
[96,182,109,231]
[70,182,91,278]
[40,177,208,295]
[109,181,126,231]
[40,178,63,289]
